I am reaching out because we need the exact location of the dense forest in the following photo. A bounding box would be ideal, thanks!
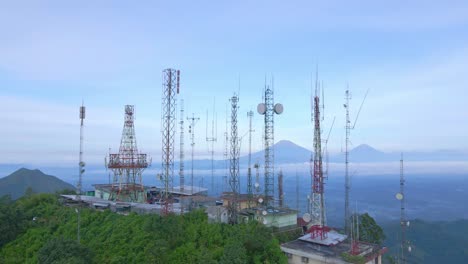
[0,193,287,263]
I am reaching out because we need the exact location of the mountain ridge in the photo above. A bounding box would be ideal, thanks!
[0,168,75,199]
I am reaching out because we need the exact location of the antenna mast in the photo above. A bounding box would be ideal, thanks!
[399,153,407,264]
[187,113,200,195]
[229,94,240,223]
[247,110,254,207]
[77,102,85,243]
[278,169,284,207]
[344,89,351,235]
[344,88,369,235]
[179,99,185,212]
[206,100,217,193]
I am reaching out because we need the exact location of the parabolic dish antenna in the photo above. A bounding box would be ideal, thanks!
[254,182,260,188]
[408,246,412,252]
[274,103,283,114]
[395,193,404,200]
[257,103,266,115]
[263,219,268,225]
[258,197,263,203]
[302,213,311,223]
[262,210,267,216]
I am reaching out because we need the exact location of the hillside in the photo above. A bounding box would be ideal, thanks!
[0,193,287,263]
[0,168,75,199]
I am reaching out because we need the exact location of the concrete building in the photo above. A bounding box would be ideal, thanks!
[221,192,256,210]
[206,206,229,223]
[239,207,298,229]
[94,184,146,203]
[281,231,387,264]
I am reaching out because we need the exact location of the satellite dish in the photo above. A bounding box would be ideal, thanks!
[407,221,410,227]
[254,182,260,188]
[302,213,311,223]
[258,198,263,203]
[274,103,283,114]
[408,246,412,252]
[257,103,266,115]
[395,193,404,200]
[263,219,268,225]
[262,210,267,216]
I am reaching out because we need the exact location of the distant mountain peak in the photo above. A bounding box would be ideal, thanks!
[351,144,382,153]
[275,140,298,147]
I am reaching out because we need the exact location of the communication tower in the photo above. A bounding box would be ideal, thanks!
[247,110,254,206]
[343,88,368,235]
[179,99,185,212]
[257,81,283,208]
[160,69,179,215]
[187,113,200,194]
[228,94,240,223]
[278,169,284,207]
[107,105,150,202]
[396,154,411,264]
[77,103,85,243]
[308,77,330,240]
[206,100,217,192]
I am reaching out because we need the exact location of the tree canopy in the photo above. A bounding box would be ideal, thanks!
[0,193,287,264]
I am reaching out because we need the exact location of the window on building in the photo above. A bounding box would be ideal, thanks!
[301,256,309,263]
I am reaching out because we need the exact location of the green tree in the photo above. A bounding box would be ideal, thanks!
[38,237,93,264]
[219,240,247,264]
[352,213,386,245]
[0,195,27,247]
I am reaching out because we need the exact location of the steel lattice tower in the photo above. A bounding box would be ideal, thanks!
[229,94,240,223]
[258,84,283,208]
[161,69,180,215]
[308,83,329,239]
[247,110,254,206]
[108,105,149,202]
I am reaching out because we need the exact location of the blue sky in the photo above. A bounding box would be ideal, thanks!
[1,1,468,166]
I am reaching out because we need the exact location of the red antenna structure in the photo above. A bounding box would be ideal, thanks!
[107,105,150,202]
[161,68,180,215]
[308,72,330,240]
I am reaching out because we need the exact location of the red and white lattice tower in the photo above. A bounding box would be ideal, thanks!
[308,78,330,240]
[108,105,149,202]
[161,68,179,215]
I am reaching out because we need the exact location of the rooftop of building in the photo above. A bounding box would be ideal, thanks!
[239,206,298,216]
[281,230,385,262]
